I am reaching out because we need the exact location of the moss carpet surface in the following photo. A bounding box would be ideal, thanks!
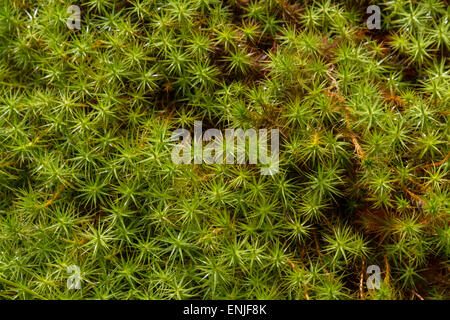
[0,0,448,299]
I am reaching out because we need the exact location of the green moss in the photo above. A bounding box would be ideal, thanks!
[0,0,448,299]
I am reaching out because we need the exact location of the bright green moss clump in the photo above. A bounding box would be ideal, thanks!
[0,0,448,299]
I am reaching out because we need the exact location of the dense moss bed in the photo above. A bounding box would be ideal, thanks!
[0,0,448,299]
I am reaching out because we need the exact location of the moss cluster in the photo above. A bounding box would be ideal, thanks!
[0,0,448,299]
